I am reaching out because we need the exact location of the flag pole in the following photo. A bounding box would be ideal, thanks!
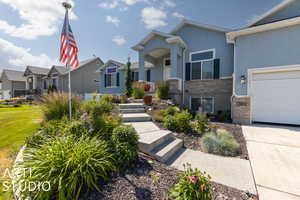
[63,2,72,120]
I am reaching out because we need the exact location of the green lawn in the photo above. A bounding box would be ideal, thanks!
[0,105,42,200]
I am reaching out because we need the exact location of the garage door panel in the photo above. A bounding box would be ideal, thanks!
[252,71,300,125]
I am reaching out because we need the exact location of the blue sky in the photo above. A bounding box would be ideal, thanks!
[0,0,283,72]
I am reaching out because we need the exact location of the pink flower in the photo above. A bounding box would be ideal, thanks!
[188,175,199,183]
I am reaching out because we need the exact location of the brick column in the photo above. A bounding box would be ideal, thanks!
[231,96,251,125]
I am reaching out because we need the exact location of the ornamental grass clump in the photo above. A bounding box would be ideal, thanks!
[201,129,240,157]
[132,87,145,99]
[41,92,82,121]
[169,163,212,200]
[18,135,116,200]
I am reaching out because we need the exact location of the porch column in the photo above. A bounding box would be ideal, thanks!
[33,75,37,89]
[138,51,145,82]
[170,45,178,79]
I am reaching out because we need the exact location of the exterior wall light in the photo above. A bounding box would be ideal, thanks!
[240,75,246,84]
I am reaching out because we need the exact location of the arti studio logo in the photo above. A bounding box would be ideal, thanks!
[1,168,51,192]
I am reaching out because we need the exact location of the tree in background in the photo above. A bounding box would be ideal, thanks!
[125,57,133,97]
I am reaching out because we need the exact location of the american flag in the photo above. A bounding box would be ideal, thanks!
[60,9,79,68]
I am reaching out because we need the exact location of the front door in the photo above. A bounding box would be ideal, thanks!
[164,58,171,80]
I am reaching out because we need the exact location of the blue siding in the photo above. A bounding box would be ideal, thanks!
[99,65,126,95]
[253,1,300,26]
[174,25,234,78]
[235,24,300,95]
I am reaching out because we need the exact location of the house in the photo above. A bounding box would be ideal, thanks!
[48,57,104,95]
[132,20,234,115]
[226,0,300,125]
[97,59,154,95]
[24,66,50,95]
[0,69,26,99]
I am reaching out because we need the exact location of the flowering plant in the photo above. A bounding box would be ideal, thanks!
[169,163,212,200]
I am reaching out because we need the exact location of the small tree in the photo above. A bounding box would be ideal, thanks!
[125,57,133,97]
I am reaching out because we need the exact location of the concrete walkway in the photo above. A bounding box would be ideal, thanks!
[243,124,300,200]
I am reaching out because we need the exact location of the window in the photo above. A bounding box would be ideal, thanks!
[190,97,214,113]
[105,67,117,87]
[190,49,215,80]
[131,71,139,82]
[165,59,171,66]
[43,80,48,89]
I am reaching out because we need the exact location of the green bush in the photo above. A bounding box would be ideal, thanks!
[201,129,240,157]
[101,94,113,102]
[156,82,169,100]
[174,110,192,132]
[163,115,177,132]
[169,163,212,200]
[41,92,82,121]
[152,110,164,122]
[112,125,139,169]
[18,135,116,200]
[83,100,114,115]
[93,114,122,140]
[132,87,145,99]
[194,113,210,133]
[163,106,180,116]
[217,110,231,122]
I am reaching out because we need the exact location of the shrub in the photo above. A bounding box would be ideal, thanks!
[18,135,116,200]
[217,110,231,122]
[132,87,145,99]
[93,114,122,140]
[156,82,169,100]
[152,110,164,122]
[169,163,212,200]
[112,125,139,169]
[174,110,192,132]
[83,100,114,116]
[201,129,240,157]
[163,106,180,116]
[41,92,82,121]
[163,115,177,132]
[194,113,210,133]
[101,94,113,103]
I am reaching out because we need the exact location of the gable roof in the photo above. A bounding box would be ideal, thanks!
[1,69,26,82]
[170,19,232,34]
[247,0,296,27]
[24,66,50,76]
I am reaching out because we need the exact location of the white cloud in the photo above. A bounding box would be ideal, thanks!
[106,16,120,26]
[112,35,126,46]
[172,12,184,19]
[0,0,77,40]
[121,0,139,5]
[141,7,167,29]
[98,1,118,9]
[164,0,176,7]
[120,7,128,11]
[0,38,57,70]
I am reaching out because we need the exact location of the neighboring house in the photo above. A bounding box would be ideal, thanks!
[0,69,26,99]
[48,57,104,95]
[132,20,234,115]
[226,0,300,125]
[97,59,154,95]
[24,66,50,95]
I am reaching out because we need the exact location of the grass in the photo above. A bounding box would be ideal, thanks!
[0,104,42,200]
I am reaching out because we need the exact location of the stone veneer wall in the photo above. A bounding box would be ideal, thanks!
[231,96,251,125]
[184,79,233,114]
[166,79,182,105]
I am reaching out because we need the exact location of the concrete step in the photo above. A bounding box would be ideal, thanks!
[124,122,160,134]
[153,138,183,163]
[119,103,145,109]
[122,113,151,122]
[138,130,173,154]
[120,108,145,113]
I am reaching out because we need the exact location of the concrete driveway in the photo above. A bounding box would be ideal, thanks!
[242,124,300,200]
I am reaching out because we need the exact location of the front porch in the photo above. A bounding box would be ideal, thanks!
[132,31,187,104]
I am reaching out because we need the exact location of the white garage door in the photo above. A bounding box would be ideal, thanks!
[251,69,300,125]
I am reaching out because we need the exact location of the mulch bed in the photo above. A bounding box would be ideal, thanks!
[80,154,257,200]
[152,118,249,160]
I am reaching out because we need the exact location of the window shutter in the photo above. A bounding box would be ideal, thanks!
[131,72,135,81]
[116,72,120,86]
[213,59,220,79]
[185,63,191,81]
[104,74,107,87]
[146,70,151,82]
